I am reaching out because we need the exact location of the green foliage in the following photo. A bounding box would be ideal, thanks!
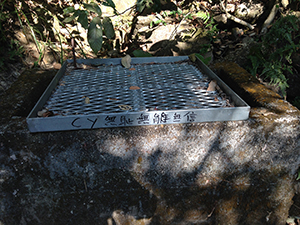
[167,9,209,23]
[248,15,300,98]
[15,6,43,66]
[195,44,212,65]
[194,11,210,24]
[63,0,116,55]
[292,96,300,110]
[132,49,152,57]
[87,17,103,55]
[150,17,166,28]
[0,0,23,70]
[205,18,219,41]
[195,53,211,65]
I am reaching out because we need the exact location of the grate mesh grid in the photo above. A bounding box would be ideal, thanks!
[44,61,228,116]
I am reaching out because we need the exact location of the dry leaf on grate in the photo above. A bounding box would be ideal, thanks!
[207,80,217,92]
[121,55,131,68]
[119,105,132,110]
[129,86,140,90]
[85,97,90,104]
[37,109,54,117]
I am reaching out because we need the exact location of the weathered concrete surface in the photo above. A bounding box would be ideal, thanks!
[1,63,300,224]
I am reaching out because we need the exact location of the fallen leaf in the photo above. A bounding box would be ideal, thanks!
[109,98,118,101]
[37,109,48,117]
[37,109,54,117]
[129,86,140,90]
[189,53,196,62]
[121,54,131,68]
[85,97,90,104]
[119,105,132,110]
[129,67,136,71]
[207,80,217,92]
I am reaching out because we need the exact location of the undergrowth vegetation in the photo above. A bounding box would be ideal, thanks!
[63,0,116,55]
[1,0,300,108]
[0,0,23,70]
[248,15,300,99]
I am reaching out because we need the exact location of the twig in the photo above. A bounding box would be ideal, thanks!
[219,0,255,30]
[261,0,279,34]
[108,5,135,17]
[169,12,191,40]
[207,206,215,218]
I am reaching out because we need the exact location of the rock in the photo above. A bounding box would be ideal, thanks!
[137,15,157,26]
[232,27,244,38]
[213,14,228,24]
[14,30,28,44]
[282,0,289,8]
[235,2,264,21]
[52,62,62,70]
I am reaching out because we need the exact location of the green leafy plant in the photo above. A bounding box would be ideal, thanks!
[193,11,210,24]
[150,18,166,28]
[195,53,211,65]
[15,6,43,67]
[63,0,116,55]
[248,15,300,98]
[195,44,212,65]
[0,0,26,70]
[132,49,152,57]
[205,18,219,42]
[292,96,300,110]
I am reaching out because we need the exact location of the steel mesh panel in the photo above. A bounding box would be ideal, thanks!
[27,56,250,132]
[44,62,227,116]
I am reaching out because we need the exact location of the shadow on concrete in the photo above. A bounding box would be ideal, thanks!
[140,123,294,225]
[0,140,157,225]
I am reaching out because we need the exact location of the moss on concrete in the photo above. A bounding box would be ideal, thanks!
[213,61,300,116]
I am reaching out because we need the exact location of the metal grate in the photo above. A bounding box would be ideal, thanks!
[27,56,250,132]
[45,62,227,116]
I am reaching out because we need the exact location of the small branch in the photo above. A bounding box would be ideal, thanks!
[108,5,135,17]
[220,0,255,30]
[169,12,191,40]
[207,206,215,218]
[261,0,279,34]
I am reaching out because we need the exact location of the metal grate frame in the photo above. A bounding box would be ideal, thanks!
[27,56,250,132]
